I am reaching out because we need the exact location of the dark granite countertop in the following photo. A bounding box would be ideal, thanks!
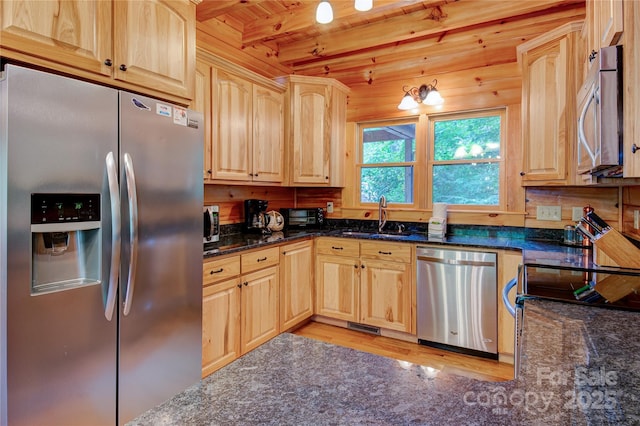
[203,228,612,272]
[129,298,640,425]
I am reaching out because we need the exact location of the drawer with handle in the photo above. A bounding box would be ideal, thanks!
[241,246,279,273]
[316,237,360,257]
[203,255,241,286]
[360,241,411,262]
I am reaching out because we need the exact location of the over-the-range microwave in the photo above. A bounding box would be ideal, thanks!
[577,45,623,176]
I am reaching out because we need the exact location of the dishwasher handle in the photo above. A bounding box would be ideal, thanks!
[502,276,518,317]
[417,255,495,267]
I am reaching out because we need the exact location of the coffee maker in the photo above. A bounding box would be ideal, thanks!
[244,199,269,233]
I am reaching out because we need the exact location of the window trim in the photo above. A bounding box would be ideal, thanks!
[427,108,506,211]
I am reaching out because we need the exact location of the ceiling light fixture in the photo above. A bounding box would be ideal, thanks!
[397,80,444,110]
[354,0,373,12]
[316,0,334,24]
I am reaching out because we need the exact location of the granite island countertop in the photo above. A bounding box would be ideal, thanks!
[129,298,640,426]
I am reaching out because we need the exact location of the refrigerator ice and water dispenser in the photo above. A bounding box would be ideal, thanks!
[30,193,101,295]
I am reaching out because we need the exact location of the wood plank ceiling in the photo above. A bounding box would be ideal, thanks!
[196,0,586,86]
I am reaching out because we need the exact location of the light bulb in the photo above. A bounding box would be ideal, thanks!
[397,93,419,110]
[424,89,444,106]
[354,0,373,12]
[316,0,333,24]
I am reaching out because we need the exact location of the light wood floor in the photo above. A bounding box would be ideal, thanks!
[292,321,514,382]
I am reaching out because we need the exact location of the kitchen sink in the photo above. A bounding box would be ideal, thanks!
[339,231,414,240]
[371,233,412,240]
[339,231,374,238]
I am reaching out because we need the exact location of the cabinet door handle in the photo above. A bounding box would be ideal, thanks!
[361,264,365,269]
[104,59,113,67]
[331,246,343,250]
[378,251,392,255]
[632,144,638,154]
[243,281,248,286]
[237,284,242,289]
[519,171,525,176]
[256,257,267,262]
[353,264,358,269]
[207,169,212,175]
[119,64,127,71]
[210,268,223,274]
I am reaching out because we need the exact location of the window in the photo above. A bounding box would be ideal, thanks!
[429,110,504,207]
[355,110,505,211]
[358,121,416,204]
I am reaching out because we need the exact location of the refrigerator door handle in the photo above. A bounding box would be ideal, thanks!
[123,153,139,316]
[105,152,121,321]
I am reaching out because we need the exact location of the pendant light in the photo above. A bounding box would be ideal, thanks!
[354,0,373,12]
[316,0,333,24]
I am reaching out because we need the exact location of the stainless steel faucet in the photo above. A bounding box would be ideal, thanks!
[378,195,387,233]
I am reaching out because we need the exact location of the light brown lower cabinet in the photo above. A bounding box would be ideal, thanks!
[240,265,279,354]
[202,256,241,377]
[201,247,279,378]
[280,240,314,331]
[315,237,413,333]
[202,276,241,377]
[497,251,522,364]
[203,239,521,377]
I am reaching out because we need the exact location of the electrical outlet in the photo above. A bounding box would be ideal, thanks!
[572,207,583,222]
[634,210,639,229]
[536,205,562,221]
[326,201,334,213]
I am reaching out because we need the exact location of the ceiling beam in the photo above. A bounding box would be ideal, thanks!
[240,0,428,44]
[196,0,269,22]
[290,6,585,86]
[277,0,584,65]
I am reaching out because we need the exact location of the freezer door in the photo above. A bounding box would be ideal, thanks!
[117,92,203,424]
[1,65,119,425]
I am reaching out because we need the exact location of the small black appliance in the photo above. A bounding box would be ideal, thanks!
[244,199,269,233]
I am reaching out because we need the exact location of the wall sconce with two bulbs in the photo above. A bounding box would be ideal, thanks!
[397,80,444,110]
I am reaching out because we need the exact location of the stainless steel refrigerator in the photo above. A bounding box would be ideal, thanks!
[0,65,203,425]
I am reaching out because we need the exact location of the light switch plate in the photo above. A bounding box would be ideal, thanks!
[326,201,334,213]
[572,207,583,222]
[634,210,639,229]
[536,205,562,221]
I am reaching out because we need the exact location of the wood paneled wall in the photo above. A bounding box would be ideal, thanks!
[204,185,295,224]
[524,187,619,229]
[197,10,640,241]
[204,185,343,224]
[622,186,640,241]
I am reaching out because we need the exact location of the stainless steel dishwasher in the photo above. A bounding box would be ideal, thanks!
[416,246,498,359]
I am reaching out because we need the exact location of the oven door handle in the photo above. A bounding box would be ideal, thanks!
[502,276,518,317]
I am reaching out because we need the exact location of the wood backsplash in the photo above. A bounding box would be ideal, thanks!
[204,183,639,243]
[204,185,342,224]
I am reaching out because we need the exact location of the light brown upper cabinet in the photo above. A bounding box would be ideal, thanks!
[0,0,197,103]
[196,50,285,185]
[584,0,623,68]
[281,75,349,187]
[621,1,640,178]
[518,21,583,186]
